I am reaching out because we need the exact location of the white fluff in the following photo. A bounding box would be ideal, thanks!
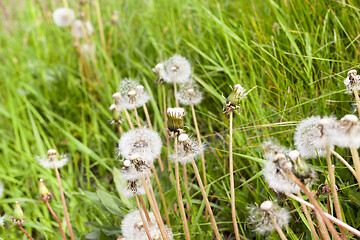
[52,8,75,27]
[0,181,4,199]
[117,128,162,165]
[171,135,205,165]
[175,82,203,106]
[35,154,69,169]
[118,78,150,109]
[344,70,360,94]
[331,114,360,148]
[0,215,6,226]
[118,177,146,198]
[153,54,192,84]
[71,20,94,39]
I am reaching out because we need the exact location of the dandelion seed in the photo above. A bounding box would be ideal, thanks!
[121,210,173,240]
[153,54,192,84]
[294,116,336,159]
[344,70,360,94]
[35,149,69,169]
[171,133,205,165]
[52,8,75,27]
[248,200,290,235]
[71,19,94,39]
[117,128,162,164]
[175,81,203,105]
[121,154,151,181]
[118,177,146,198]
[118,78,150,109]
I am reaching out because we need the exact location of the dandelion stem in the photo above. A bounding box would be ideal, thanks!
[191,159,222,240]
[134,195,152,240]
[174,81,179,107]
[45,200,67,240]
[326,146,347,239]
[285,171,341,240]
[350,146,360,189]
[174,137,191,240]
[140,177,170,240]
[352,88,360,118]
[143,104,164,172]
[117,125,123,135]
[270,216,288,240]
[123,109,134,130]
[18,226,35,240]
[229,112,240,240]
[191,104,208,220]
[286,192,360,237]
[330,149,359,184]
[296,192,319,240]
[182,164,191,220]
[314,209,331,240]
[54,166,75,240]
[133,107,142,127]
[138,195,151,223]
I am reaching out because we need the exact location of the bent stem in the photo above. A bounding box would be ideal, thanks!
[54,166,75,240]
[229,112,240,240]
[352,88,360,118]
[325,146,347,239]
[350,146,360,189]
[191,159,222,240]
[330,149,359,184]
[45,201,67,240]
[191,104,208,220]
[286,193,360,237]
[140,177,170,240]
[285,171,341,240]
[135,195,152,240]
[270,216,287,240]
[174,138,191,240]
[18,226,35,240]
[296,192,319,240]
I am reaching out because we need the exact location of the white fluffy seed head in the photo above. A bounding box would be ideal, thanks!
[119,78,150,109]
[175,82,203,105]
[52,8,75,27]
[171,136,205,165]
[118,176,146,198]
[294,116,335,159]
[344,70,360,94]
[36,150,69,169]
[248,202,290,235]
[154,54,192,84]
[71,20,94,39]
[332,114,360,148]
[117,128,162,165]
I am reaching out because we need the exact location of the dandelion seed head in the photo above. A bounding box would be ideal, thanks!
[171,134,205,165]
[248,201,290,235]
[332,114,360,148]
[121,210,155,239]
[154,54,192,84]
[36,149,69,169]
[118,128,162,165]
[294,116,335,159]
[118,177,146,198]
[52,8,75,27]
[344,70,360,94]
[176,82,203,105]
[119,78,150,109]
[71,20,94,39]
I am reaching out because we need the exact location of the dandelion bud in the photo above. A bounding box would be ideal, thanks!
[111,11,119,25]
[153,55,191,84]
[39,179,51,202]
[52,8,75,27]
[224,84,248,115]
[10,202,27,226]
[167,107,185,135]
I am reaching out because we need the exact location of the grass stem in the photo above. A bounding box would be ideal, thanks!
[350,146,360,189]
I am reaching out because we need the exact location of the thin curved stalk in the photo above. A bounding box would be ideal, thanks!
[270,216,287,240]
[123,109,134,130]
[45,201,67,240]
[138,195,151,223]
[18,226,35,240]
[135,195,152,240]
[54,166,75,240]
[296,192,319,240]
[314,210,331,240]
[330,149,359,183]
[183,164,191,220]
[350,146,360,189]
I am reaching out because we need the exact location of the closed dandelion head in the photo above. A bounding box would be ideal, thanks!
[175,82,203,105]
[171,133,205,165]
[333,114,360,148]
[166,107,186,138]
[294,116,335,159]
[112,92,124,111]
[36,149,69,169]
[109,104,123,125]
[153,54,191,84]
[344,70,360,94]
[117,128,162,165]
[224,84,249,115]
[10,202,27,226]
[248,201,290,235]
[38,179,52,202]
[119,78,150,109]
[52,8,75,27]
[71,19,94,39]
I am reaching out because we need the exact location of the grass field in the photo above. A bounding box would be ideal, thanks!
[1,0,360,239]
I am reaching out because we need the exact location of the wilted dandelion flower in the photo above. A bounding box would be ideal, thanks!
[166,107,185,138]
[52,8,75,27]
[118,78,150,109]
[121,210,173,240]
[294,116,336,159]
[332,114,360,148]
[71,19,94,39]
[175,82,203,105]
[171,133,205,165]
[117,128,162,164]
[35,149,69,169]
[344,70,360,94]
[223,84,250,115]
[248,200,290,235]
[153,54,192,84]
